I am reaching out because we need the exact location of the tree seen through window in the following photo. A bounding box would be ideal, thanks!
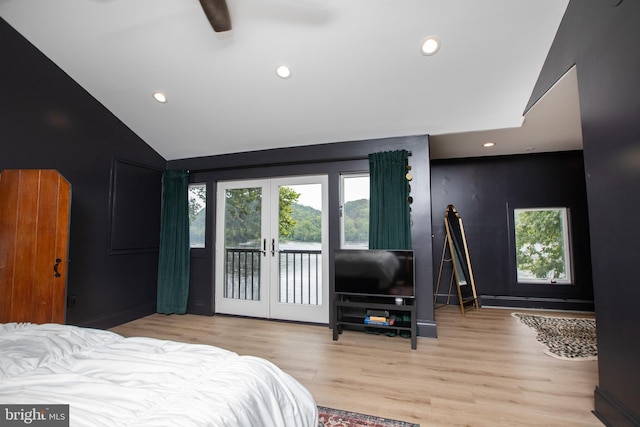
[514,207,572,283]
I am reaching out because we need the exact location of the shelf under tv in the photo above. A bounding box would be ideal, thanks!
[332,293,417,350]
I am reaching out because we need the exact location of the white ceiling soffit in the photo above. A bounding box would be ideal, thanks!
[429,66,583,159]
[0,0,570,160]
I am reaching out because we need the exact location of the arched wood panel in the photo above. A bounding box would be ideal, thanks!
[0,169,71,324]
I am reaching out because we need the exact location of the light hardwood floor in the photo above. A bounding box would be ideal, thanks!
[110,306,600,426]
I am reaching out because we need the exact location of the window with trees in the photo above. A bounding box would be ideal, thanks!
[340,173,369,248]
[513,207,572,284]
[188,183,206,248]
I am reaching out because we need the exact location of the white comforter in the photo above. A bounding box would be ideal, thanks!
[0,323,318,427]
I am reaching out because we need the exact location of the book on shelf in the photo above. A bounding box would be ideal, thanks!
[364,316,395,326]
[366,309,390,318]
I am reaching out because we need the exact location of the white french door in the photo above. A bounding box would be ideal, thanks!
[215,175,328,323]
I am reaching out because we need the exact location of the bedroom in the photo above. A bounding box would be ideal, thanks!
[1,1,639,426]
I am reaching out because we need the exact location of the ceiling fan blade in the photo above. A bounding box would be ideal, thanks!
[199,0,232,32]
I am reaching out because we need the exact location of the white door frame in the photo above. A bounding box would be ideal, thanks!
[215,179,270,318]
[268,175,329,323]
[214,175,328,323]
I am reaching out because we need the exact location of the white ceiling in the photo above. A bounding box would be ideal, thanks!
[430,66,582,159]
[0,0,581,161]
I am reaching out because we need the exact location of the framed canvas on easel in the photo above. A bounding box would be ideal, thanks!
[434,204,479,316]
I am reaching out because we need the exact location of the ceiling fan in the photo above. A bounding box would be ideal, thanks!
[199,0,232,32]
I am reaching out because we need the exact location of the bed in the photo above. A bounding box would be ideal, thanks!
[0,322,318,426]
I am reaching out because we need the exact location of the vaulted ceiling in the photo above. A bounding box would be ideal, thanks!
[0,0,581,160]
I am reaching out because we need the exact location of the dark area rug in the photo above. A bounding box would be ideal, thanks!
[512,312,597,360]
[318,406,419,427]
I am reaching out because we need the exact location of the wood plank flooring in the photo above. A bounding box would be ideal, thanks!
[110,306,600,426]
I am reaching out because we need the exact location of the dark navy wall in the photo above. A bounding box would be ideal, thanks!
[0,18,166,328]
[169,136,436,337]
[6,2,640,418]
[529,1,640,425]
[431,151,593,310]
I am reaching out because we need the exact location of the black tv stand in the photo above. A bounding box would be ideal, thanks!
[332,293,417,350]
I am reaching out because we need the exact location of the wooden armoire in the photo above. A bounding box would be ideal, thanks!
[0,169,71,324]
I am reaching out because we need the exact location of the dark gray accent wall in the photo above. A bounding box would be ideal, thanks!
[169,136,436,337]
[6,4,638,420]
[431,151,593,310]
[0,18,166,328]
[530,2,640,425]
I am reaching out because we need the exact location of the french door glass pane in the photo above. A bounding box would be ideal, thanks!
[278,184,322,305]
[223,187,262,300]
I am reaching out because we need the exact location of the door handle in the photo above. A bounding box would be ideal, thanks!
[271,238,276,257]
[261,238,267,257]
[53,258,62,277]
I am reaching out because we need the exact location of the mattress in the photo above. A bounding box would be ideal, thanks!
[0,322,318,426]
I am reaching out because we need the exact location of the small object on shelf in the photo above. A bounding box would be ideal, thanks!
[366,309,390,318]
[364,317,395,326]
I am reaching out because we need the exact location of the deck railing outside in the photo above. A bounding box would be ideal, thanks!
[224,248,262,300]
[225,247,322,305]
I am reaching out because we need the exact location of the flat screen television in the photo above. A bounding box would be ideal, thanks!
[334,249,415,298]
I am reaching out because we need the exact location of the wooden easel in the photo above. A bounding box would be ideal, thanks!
[434,238,456,309]
[434,205,479,316]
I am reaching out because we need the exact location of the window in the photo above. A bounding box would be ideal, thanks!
[188,183,206,248]
[340,173,369,248]
[513,207,572,284]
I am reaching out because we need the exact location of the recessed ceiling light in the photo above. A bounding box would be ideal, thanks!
[483,142,496,148]
[276,65,291,79]
[152,92,167,103]
[420,37,440,56]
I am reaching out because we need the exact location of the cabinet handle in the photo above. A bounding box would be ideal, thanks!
[53,258,62,278]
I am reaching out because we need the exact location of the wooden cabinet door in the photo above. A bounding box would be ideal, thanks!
[0,170,71,324]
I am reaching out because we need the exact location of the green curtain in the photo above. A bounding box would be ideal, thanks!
[157,169,190,314]
[368,150,412,250]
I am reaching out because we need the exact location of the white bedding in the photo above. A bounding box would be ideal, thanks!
[0,323,318,426]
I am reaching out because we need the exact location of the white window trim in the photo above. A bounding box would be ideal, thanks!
[514,207,572,284]
[188,183,206,249]
[339,173,369,249]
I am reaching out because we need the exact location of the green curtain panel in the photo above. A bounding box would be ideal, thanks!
[157,169,190,314]
[368,150,412,250]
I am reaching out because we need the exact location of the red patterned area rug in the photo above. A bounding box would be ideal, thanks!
[318,406,419,427]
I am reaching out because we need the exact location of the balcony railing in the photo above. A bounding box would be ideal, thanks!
[225,247,322,305]
[224,248,261,300]
[278,249,322,305]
